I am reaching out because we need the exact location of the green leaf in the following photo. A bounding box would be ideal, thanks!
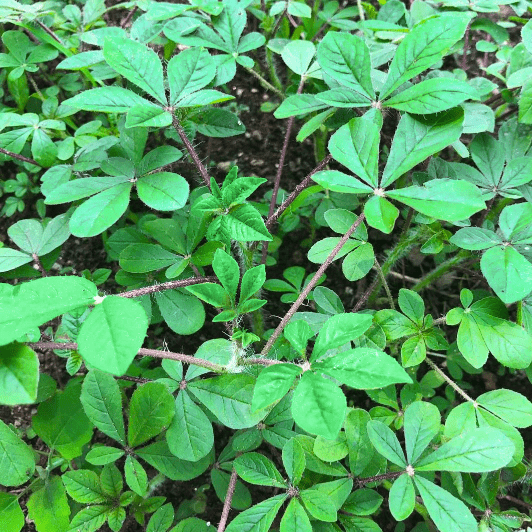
[398,289,425,326]
[126,106,172,128]
[415,427,514,471]
[225,204,272,242]
[125,455,148,497]
[240,264,266,303]
[0,248,32,273]
[128,382,175,447]
[476,389,532,428]
[0,276,97,346]
[68,505,109,532]
[225,494,286,532]
[147,503,174,532]
[211,468,252,511]
[103,37,166,104]
[137,172,189,211]
[404,401,440,464]
[0,493,24,532]
[413,475,477,532]
[282,438,306,486]
[78,296,148,376]
[27,476,70,532]
[281,40,315,75]
[120,244,180,273]
[379,15,470,99]
[384,79,478,114]
[234,452,286,487]
[280,498,312,532]
[366,420,406,467]
[291,371,347,440]
[188,374,267,429]
[213,248,240,299]
[345,409,374,475]
[62,470,107,504]
[274,94,330,119]
[168,47,216,105]
[480,246,532,304]
[85,446,125,465]
[155,289,205,335]
[519,80,532,124]
[32,381,93,460]
[251,364,302,412]
[314,348,413,389]
[381,109,464,188]
[388,179,485,222]
[63,86,153,112]
[80,369,126,445]
[185,283,230,307]
[166,390,213,461]
[300,488,337,522]
[328,117,380,187]
[364,196,399,234]
[0,418,35,486]
[314,432,348,462]
[317,32,374,99]
[389,474,415,521]
[70,183,132,237]
[0,343,38,405]
[45,176,132,205]
[450,228,501,250]
[469,132,504,186]
[311,313,373,361]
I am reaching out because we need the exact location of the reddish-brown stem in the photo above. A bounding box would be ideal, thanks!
[120,5,138,28]
[499,494,532,511]
[36,20,63,44]
[356,470,404,487]
[118,276,216,299]
[261,77,306,265]
[265,154,332,231]
[217,468,238,532]
[32,254,48,277]
[260,213,366,357]
[352,275,379,312]
[115,374,150,384]
[462,22,471,71]
[172,116,211,189]
[0,147,40,166]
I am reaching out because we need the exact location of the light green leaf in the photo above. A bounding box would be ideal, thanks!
[345,409,374,475]
[291,371,346,440]
[282,438,306,486]
[78,296,148,376]
[342,243,375,281]
[62,470,107,504]
[381,109,464,188]
[414,475,477,532]
[415,427,514,471]
[366,420,406,467]
[27,476,70,532]
[0,418,35,486]
[166,390,213,461]
[364,195,399,233]
[404,401,440,464]
[225,494,286,532]
[125,455,148,497]
[477,389,532,428]
[389,474,415,521]
[120,243,180,273]
[128,382,175,447]
[0,276,97,346]
[388,179,485,221]
[450,227,501,250]
[125,105,172,128]
[0,493,24,532]
[0,248,32,273]
[314,348,413,389]
[155,289,205,335]
[384,79,479,114]
[63,86,153,112]
[281,40,315,75]
[300,488,337,522]
[103,37,166,104]
[234,452,286,487]
[0,343,38,405]
[280,498,312,532]
[380,15,470,99]
[80,369,126,444]
[251,364,302,412]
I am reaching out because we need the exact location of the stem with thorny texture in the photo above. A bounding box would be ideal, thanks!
[374,258,394,310]
[36,20,63,44]
[260,213,366,357]
[243,65,285,100]
[425,356,475,404]
[356,470,404,487]
[118,276,216,299]
[0,147,40,166]
[217,468,238,532]
[172,116,211,189]
[261,77,306,265]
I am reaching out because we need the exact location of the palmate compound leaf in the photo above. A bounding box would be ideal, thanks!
[0,276,97,346]
[77,296,148,376]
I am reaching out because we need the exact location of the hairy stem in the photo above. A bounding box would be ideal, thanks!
[260,213,366,357]
[218,468,238,532]
[172,116,211,188]
[118,276,216,299]
[411,250,469,293]
[425,356,475,403]
[375,258,394,310]
[244,66,285,100]
[0,147,40,166]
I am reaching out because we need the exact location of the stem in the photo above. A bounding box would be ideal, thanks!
[118,276,216,298]
[0,147,40,166]
[356,0,365,21]
[218,468,238,532]
[425,356,475,403]
[499,494,532,511]
[244,65,285,100]
[260,213,366,357]
[32,253,48,277]
[411,250,469,293]
[432,317,446,326]
[120,5,138,28]
[352,275,380,312]
[265,154,332,231]
[172,116,211,189]
[261,77,305,265]
[462,22,471,71]
[27,73,45,101]
[115,374,150,384]
[266,48,284,92]
[356,471,404,487]
[36,20,63,44]
[375,258,394,309]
